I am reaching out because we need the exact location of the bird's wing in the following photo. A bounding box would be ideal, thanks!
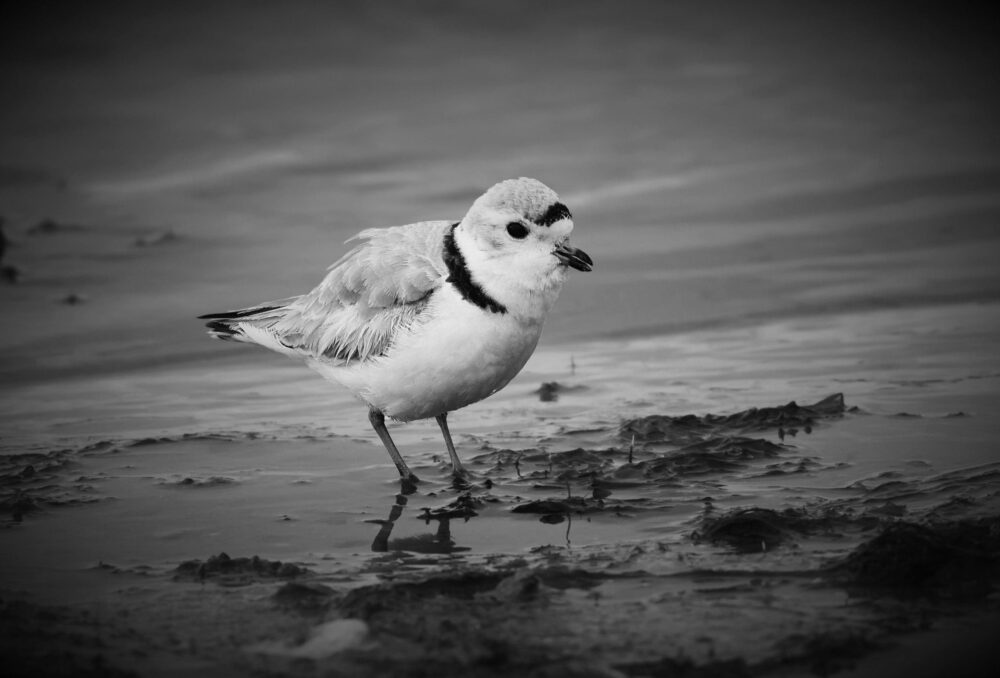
[271,220,453,362]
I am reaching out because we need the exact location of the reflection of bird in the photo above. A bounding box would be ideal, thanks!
[200,178,592,489]
[368,492,475,553]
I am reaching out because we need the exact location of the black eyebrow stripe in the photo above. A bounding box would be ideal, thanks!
[536,202,572,227]
[443,223,508,314]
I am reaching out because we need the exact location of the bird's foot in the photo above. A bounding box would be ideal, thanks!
[399,474,420,495]
[450,470,471,491]
[450,466,489,491]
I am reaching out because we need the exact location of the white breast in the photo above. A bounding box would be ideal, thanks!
[309,284,545,421]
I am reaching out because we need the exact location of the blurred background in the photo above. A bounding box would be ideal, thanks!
[1,0,998,384]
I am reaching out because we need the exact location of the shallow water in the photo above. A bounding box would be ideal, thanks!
[2,2,999,675]
[4,308,997,568]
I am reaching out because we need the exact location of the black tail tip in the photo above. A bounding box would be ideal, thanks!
[204,319,238,338]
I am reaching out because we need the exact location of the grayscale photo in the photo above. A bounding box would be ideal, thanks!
[2,1,998,676]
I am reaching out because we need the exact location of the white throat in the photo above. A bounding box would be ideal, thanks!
[452,224,568,323]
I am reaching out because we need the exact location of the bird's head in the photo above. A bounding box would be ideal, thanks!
[454,177,592,319]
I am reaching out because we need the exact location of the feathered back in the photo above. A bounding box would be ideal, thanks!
[316,221,450,311]
[270,220,452,360]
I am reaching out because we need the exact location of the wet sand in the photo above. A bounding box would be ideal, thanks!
[3,2,1000,676]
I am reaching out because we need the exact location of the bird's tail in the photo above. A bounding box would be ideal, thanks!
[198,298,299,355]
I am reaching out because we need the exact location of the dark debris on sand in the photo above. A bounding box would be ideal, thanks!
[620,393,848,445]
[694,507,824,553]
[308,519,998,678]
[6,393,1000,677]
[635,437,784,477]
[314,517,1000,678]
[0,450,109,522]
[832,518,1000,595]
[535,381,588,402]
[174,552,311,586]
[489,396,846,521]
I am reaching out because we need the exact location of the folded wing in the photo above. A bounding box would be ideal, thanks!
[201,220,452,363]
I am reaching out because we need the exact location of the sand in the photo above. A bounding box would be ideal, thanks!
[2,2,1000,676]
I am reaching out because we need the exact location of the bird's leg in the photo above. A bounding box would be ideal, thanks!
[435,412,468,482]
[368,408,419,492]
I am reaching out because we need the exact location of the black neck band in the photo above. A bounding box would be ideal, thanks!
[443,223,507,314]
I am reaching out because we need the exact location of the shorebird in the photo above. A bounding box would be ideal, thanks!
[199,177,592,490]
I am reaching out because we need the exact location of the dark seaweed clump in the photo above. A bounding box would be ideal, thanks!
[174,552,310,586]
[833,519,1000,595]
[496,395,847,522]
[693,507,824,553]
[620,393,847,445]
[0,450,108,521]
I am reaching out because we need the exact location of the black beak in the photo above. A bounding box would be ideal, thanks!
[554,243,593,272]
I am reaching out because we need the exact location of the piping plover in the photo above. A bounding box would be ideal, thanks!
[199,177,592,489]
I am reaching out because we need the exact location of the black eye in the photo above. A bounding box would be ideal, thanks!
[506,222,529,239]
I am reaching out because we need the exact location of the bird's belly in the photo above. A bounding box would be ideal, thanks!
[323,300,544,421]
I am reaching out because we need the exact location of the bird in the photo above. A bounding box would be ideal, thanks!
[199,177,592,491]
